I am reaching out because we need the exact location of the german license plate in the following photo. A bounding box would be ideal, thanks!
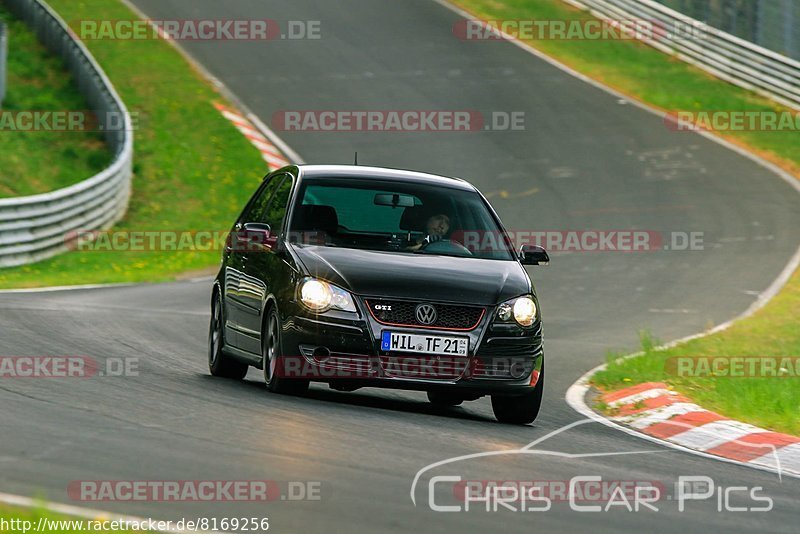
[381,331,468,356]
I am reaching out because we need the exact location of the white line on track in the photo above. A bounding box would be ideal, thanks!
[0,283,134,294]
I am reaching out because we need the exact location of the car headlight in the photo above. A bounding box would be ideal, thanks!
[298,278,357,313]
[513,296,537,327]
[495,296,537,327]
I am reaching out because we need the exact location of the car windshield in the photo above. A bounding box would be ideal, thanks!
[288,177,515,260]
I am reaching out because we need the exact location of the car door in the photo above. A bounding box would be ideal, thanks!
[236,173,295,355]
[223,175,282,351]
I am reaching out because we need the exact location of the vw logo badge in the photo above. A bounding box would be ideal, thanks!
[415,304,437,325]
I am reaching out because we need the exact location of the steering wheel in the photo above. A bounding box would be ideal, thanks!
[419,238,473,256]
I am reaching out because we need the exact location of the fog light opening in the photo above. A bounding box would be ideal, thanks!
[312,346,331,362]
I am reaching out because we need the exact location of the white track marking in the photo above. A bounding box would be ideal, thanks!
[616,403,707,429]
[216,103,290,169]
[668,421,766,451]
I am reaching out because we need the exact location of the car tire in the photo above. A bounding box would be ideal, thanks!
[263,307,309,395]
[426,391,464,407]
[208,291,249,380]
[491,361,544,424]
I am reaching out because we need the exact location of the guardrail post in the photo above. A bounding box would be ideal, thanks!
[0,21,7,107]
[783,0,795,60]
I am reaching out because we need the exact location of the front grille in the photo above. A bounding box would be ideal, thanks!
[366,299,484,330]
[380,355,467,380]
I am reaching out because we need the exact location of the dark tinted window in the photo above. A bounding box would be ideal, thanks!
[241,175,282,224]
[260,175,293,233]
[299,184,421,232]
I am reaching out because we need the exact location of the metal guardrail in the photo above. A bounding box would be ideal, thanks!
[655,0,800,61]
[0,21,7,106]
[562,0,800,110]
[0,0,133,268]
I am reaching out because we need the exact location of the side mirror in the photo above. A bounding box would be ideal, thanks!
[241,222,276,250]
[519,245,549,266]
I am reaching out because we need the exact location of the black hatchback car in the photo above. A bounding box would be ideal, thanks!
[209,165,549,424]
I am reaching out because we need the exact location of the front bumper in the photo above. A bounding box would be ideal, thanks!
[280,297,543,397]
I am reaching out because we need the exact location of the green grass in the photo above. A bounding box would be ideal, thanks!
[593,265,800,435]
[0,503,131,533]
[449,0,800,435]
[452,0,800,174]
[0,4,111,197]
[0,0,267,288]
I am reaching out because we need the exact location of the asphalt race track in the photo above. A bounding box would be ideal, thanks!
[2,0,800,532]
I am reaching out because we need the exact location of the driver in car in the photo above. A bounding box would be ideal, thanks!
[407,213,450,251]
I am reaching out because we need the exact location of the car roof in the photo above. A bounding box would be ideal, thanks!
[292,165,477,192]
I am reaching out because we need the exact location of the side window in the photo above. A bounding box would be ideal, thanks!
[240,176,281,224]
[260,175,294,234]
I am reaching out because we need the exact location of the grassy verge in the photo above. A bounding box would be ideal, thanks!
[449,0,800,435]
[0,503,131,533]
[0,0,267,288]
[0,5,111,198]
[451,0,800,174]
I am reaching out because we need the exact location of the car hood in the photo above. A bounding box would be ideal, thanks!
[290,245,530,305]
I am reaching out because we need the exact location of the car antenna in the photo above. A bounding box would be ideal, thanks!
[354,152,358,165]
